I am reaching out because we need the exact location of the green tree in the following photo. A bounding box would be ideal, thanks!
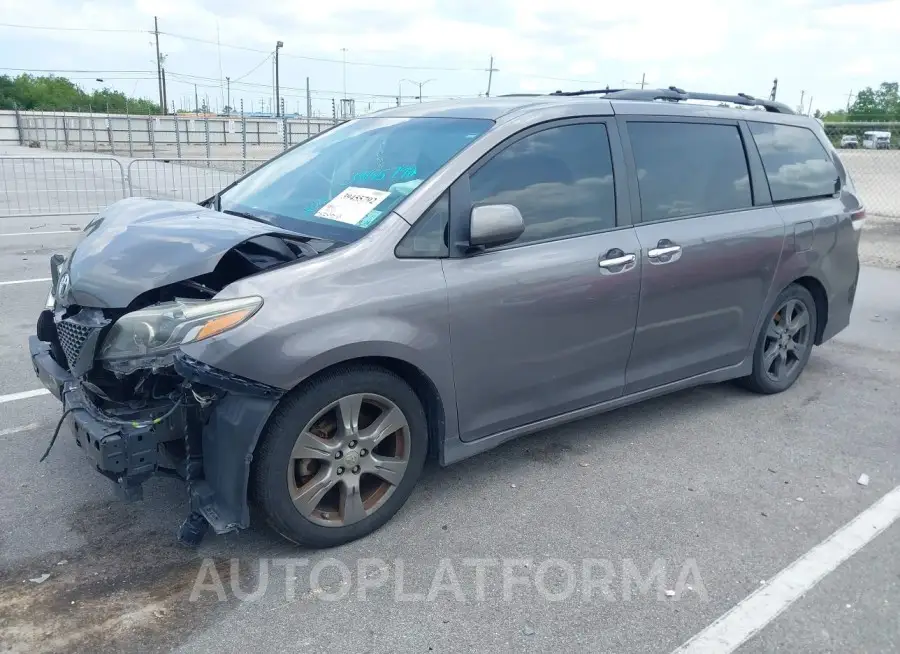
[0,74,161,114]
[847,82,899,121]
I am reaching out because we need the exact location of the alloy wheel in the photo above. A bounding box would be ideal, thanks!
[286,393,411,527]
[763,298,811,383]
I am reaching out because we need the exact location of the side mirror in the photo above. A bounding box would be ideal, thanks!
[469,204,525,248]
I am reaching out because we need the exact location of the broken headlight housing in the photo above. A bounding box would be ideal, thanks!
[97,296,263,364]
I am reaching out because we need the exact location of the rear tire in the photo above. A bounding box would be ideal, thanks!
[740,284,818,395]
[253,365,428,548]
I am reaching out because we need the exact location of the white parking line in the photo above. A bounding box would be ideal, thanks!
[0,277,51,287]
[0,389,50,404]
[0,422,40,437]
[0,231,80,237]
[672,484,900,654]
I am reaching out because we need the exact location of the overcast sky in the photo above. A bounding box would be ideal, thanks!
[1,0,898,116]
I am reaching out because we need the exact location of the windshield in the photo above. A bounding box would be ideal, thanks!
[219,116,493,242]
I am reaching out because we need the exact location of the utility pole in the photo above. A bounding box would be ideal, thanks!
[799,90,805,113]
[226,77,231,114]
[161,67,168,113]
[194,84,199,113]
[274,41,283,117]
[485,55,498,97]
[846,89,854,111]
[640,73,646,89]
[154,16,164,113]
[306,77,311,118]
[769,78,778,101]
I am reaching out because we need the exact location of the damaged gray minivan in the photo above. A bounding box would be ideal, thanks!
[30,88,863,548]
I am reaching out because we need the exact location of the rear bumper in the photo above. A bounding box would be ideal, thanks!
[29,335,283,534]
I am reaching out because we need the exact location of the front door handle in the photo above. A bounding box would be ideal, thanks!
[598,254,636,269]
[648,245,681,258]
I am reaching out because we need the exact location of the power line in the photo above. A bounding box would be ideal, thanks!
[0,22,145,33]
[0,67,156,74]
[231,52,273,82]
[157,30,487,72]
[0,21,637,86]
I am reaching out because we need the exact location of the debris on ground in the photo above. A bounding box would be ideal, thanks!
[510,484,517,488]
[28,573,50,584]
[664,589,676,598]
[857,473,870,486]
[523,624,535,636]
[796,497,804,502]
[56,559,68,566]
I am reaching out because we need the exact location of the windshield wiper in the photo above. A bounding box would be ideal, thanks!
[221,208,272,226]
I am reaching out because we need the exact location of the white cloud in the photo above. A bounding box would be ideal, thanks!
[1,0,898,114]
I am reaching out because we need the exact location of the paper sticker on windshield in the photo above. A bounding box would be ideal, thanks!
[314,187,392,225]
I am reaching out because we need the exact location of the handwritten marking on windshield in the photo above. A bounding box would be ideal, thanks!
[352,165,417,184]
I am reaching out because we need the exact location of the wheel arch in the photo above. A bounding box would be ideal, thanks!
[791,275,829,344]
[258,348,449,463]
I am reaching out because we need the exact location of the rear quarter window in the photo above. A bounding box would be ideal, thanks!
[627,121,752,222]
[748,122,840,203]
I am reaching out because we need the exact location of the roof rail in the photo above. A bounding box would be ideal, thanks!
[549,88,627,96]
[599,86,795,113]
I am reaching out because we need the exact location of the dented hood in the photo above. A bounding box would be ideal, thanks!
[61,197,298,309]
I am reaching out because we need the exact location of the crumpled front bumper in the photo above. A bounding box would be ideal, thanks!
[29,335,284,534]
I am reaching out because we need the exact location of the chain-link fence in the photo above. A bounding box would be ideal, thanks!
[821,122,900,219]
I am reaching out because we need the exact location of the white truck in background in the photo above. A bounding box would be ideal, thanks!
[862,130,891,149]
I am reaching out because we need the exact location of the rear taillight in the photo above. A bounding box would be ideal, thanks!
[851,208,866,231]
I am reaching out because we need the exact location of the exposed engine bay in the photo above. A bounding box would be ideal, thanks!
[31,198,341,544]
[44,230,335,411]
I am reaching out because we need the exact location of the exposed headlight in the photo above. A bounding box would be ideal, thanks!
[97,296,262,362]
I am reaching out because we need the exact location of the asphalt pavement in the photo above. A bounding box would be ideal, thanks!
[0,221,898,654]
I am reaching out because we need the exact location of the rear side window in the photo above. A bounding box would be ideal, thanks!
[627,122,752,222]
[748,122,839,203]
[468,123,616,246]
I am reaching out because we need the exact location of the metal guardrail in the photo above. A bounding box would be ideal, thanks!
[126,158,267,205]
[2,149,899,219]
[0,156,127,217]
[0,156,265,217]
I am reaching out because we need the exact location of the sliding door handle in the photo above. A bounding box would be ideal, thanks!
[648,245,682,258]
[598,254,636,268]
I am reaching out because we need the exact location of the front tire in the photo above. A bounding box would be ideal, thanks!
[253,365,428,548]
[740,284,818,395]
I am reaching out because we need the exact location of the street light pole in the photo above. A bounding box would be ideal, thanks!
[226,76,231,115]
[401,78,436,103]
[274,41,284,117]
